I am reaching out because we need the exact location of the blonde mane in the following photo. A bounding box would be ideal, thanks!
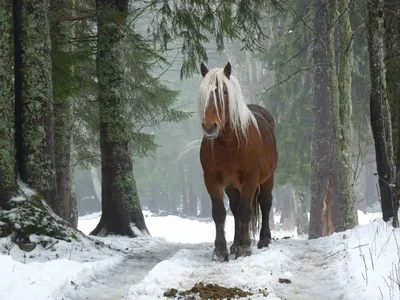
[198,67,258,139]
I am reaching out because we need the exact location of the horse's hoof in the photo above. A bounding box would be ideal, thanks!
[230,243,238,255]
[235,245,252,258]
[212,248,229,262]
[257,238,271,249]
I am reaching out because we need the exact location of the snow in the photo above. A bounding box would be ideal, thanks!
[1,207,399,300]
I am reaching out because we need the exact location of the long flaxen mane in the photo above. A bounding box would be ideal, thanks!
[198,67,258,140]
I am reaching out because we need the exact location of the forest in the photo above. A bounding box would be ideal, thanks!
[0,0,400,298]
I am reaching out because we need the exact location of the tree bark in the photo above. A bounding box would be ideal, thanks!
[366,0,395,222]
[309,0,339,239]
[50,0,77,228]
[0,0,17,206]
[13,0,57,206]
[328,0,358,230]
[384,0,400,227]
[90,0,148,237]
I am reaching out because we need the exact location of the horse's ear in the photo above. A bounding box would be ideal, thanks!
[224,62,231,79]
[200,62,208,77]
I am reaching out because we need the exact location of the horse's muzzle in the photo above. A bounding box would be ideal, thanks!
[202,122,218,138]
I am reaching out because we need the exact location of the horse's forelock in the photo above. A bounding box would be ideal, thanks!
[198,67,258,139]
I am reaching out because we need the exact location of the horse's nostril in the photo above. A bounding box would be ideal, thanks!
[202,123,218,134]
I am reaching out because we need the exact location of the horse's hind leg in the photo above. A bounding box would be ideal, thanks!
[257,176,274,249]
[225,187,240,255]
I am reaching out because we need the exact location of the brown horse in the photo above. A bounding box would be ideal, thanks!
[198,62,278,261]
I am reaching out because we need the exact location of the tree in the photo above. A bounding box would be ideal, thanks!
[0,0,17,206]
[1,0,79,251]
[327,0,358,230]
[90,0,149,237]
[384,0,400,227]
[50,0,78,228]
[13,0,57,207]
[366,0,395,223]
[309,0,339,239]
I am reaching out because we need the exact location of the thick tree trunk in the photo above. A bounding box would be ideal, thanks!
[50,0,77,228]
[384,0,400,227]
[13,0,57,206]
[90,0,148,237]
[309,0,339,239]
[366,0,395,222]
[0,0,17,206]
[328,0,358,230]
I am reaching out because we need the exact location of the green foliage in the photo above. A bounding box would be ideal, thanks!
[68,2,190,170]
[258,0,371,191]
[258,1,314,190]
[147,0,280,79]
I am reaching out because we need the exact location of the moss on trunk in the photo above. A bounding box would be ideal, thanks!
[13,0,57,208]
[50,0,77,227]
[90,0,148,237]
[0,190,78,252]
[0,0,17,204]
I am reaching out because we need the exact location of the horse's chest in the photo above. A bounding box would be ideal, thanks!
[202,147,258,187]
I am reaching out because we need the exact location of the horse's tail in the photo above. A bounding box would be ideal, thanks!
[250,186,260,240]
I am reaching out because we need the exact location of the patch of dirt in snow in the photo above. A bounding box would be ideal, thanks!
[164,282,265,299]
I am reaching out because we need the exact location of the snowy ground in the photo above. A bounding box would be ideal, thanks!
[1,209,399,300]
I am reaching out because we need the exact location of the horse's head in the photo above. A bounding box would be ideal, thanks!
[198,62,232,139]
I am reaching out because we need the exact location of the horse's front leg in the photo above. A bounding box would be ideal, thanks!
[206,180,228,261]
[225,187,240,255]
[236,181,258,259]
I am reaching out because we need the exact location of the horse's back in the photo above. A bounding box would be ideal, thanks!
[247,104,276,146]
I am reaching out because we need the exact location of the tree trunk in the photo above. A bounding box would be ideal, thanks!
[384,0,400,227]
[366,0,395,222]
[199,191,211,218]
[279,186,295,230]
[294,190,308,235]
[181,168,188,216]
[90,0,148,237]
[309,0,339,239]
[148,187,158,213]
[0,0,17,206]
[327,0,358,230]
[74,169,101,215]
[50,0,77,227]
[188,183,197,217]
[13,0,57,206]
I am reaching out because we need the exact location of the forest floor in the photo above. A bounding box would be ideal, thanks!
[1,210,398,300]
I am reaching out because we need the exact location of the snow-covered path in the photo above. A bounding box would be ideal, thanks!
[2,211,398,300]
[60,240,203,300]
[121,237,367,300]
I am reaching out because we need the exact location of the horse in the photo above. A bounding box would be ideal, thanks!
[198,62,278,261]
